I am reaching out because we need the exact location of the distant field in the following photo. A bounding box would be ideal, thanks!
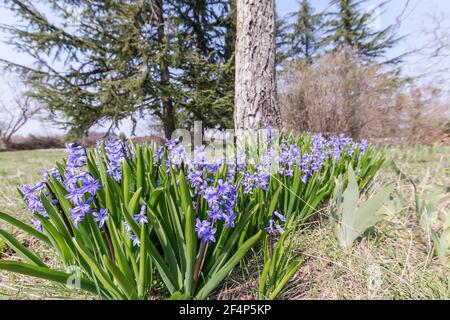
[0,146,449,299]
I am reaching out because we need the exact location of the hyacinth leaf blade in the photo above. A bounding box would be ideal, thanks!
[73,238,124,299]
[122,160,135,205]
[47,177,77,228]
[142,203,182,287]
[268,187,282,217]
[180,189,197,296]
[207,204,260,275]
[121,203,179,294]
[34,214,74,264]
[268,259,303,300]
[40,194,71,242]
[103,254,139,300]
[87,152,101,181]
[126,188,142,214]
[135,147,146,196]
[148,187,164,208]
[179,171,197,297]
[138,222,149,299]
[85,213,112,261]
[0,260,102,296]
[107,218,135,283]
[259,229,302,300]
[0,211,50,245]
[258,253,271,299]
[159,191,186,272]
[0,229,46,267]
[287,169,302,216]
[195,230,262,300]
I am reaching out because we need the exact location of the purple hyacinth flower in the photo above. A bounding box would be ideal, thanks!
[129,234,140,247]
[65,188,85,205]
[80,174,102,196]
[223,212,237,228]
[359,139,369,154]
[188,170,204,189]
[42,168,62,181]
[195,219,216,244]
[274,211,286,222]
[93,208,109,228]
[134,205,148,226]
[70,212,85,228]
[265,218,285,235]
[164,138,179,150]
[265,219,275,235]
[30,218,43,232]
[65,143,87,170]
[207,205,223,222]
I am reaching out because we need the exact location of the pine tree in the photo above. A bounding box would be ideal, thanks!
[1,0,235,138]
[275,12,290,65]
[171,0,235,131]
[286,0,323,63]
[323,0,399,62]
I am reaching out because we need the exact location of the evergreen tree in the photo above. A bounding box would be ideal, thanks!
[286,0,323,63]
[323,0,399,62]
[172,0,235,130]
[1,0,235,138]
[275,12,290,65]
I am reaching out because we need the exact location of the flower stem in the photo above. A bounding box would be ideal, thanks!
[44,182,74,238]
[93,196,116,263]
[194,242,207,285]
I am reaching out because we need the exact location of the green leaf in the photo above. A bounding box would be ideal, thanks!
[137,223,149,299]
[103,255,139,299]
[73,238,124,299]
[127,188,142,214]
[268,259,303,300]
[0,260,101,296]
[0,211,50,245]
[0,229,46,267]
[336,165,394,248]
[196,230,262,300]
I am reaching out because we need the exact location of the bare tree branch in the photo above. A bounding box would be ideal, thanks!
[0,80,41,148]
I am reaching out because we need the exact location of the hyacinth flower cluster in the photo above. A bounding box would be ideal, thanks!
[63,144,103,227]
[266,211,287,236]
[20,138,136,233]
[98,138,134,181]
[0,131,384,300]
[272,134,370,184]
[161,133,370,244]
[124,205,148,247]
[20,182,47,231]
[165,142,240,244]
[21,134,371,242]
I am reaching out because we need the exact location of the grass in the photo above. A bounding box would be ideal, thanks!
[0,146,449,300]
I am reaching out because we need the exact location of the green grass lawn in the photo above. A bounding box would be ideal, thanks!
[0,146,449,299]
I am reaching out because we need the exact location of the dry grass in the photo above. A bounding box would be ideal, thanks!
[220,145,450,300]
[0,149,91,299]
[0,146,449,300]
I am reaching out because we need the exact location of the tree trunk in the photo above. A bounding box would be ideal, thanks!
[155,0,176,139]
[234,0,281,132]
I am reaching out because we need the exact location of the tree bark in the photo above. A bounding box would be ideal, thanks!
[234,0,281,132]
[155,0,176,139]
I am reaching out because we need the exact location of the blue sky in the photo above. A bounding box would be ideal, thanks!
[1,0,449,136]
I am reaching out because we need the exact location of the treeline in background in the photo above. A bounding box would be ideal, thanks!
[0,0,449,150]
